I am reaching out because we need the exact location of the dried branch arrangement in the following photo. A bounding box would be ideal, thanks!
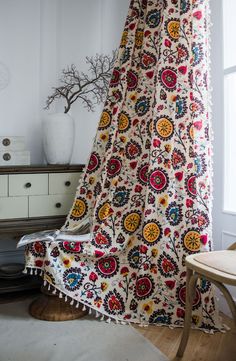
[45,51,117,114]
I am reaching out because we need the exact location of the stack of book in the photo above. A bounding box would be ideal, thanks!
[0,136,30,166]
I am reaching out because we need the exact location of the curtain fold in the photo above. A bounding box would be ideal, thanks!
[24,0,223,331]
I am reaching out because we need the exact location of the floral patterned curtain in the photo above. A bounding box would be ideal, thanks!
[25,0,223,331]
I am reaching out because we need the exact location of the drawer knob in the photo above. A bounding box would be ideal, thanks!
[65,181,71,187]
[55,202,62,208]
[3,153,11,161]
[25,182,32,188]
[2,138,10,146]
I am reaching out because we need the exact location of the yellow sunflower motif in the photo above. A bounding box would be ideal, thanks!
[89,176,95,185]
[159,194,169,207]
[99,111,111,129]
[142,301,154,315]
[135,30,144,47]
[183,230,201,252]
[143,222,161,243]
[149,120,154,134]
[151,248,158,257]
[124,212,141,233]
[192,315,201,326]
[44,273,53,284]
[101,282,108,292]
[167,20,180,40]
[118,112,130,132]
[129,92,137,102]
[99,132,109,142]
[62,258,71,268]
[120,135,127,143]
[189,124,195,141]
[121,31,128,46]
[156,117,174,139]
[71,199,87,219]
[98,202,113,221]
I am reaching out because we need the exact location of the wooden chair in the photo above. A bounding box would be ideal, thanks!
[177,243,236,358]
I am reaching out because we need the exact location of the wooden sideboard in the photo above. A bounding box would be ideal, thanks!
[0,164,84,237]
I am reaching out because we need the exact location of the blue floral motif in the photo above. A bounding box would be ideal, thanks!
[113,187,130,207]
[176,97,187,119]
[192,43,203,66]
[180,0,190,15]
[128,246,140,269]
[63,268,84,291]
[146,9,161,28]
[194,155,206,176]
[166,202,183,226]
[149,310,173,324]
[135,97,150,116]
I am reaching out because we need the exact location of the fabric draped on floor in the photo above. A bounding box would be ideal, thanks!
[24,0,223,331]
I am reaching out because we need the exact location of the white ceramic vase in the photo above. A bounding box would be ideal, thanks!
[42,113,75,164]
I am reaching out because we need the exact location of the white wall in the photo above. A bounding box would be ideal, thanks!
[0,0,42,163]
[0,0,130,164]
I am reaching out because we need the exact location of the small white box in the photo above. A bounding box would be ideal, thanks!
[0,136,26,151]
[0,150,30,166]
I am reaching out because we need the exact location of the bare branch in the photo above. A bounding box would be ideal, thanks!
[44,50,118,113]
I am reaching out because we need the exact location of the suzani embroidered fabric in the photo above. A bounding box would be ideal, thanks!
[24,0,223,331]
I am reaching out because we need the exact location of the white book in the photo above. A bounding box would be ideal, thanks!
[17,229,91,248]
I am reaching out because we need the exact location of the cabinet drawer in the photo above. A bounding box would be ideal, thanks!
[0,175,8,196]
[49,172,82,195]
[29,194,74,217]
[0,197,28,219]
[9,174,48,196]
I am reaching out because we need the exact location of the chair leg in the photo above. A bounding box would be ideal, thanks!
[176,269,199,358]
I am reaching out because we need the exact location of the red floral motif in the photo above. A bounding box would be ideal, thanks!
[120,266,129,276]
[89,272,98,282]
[35,260,43,267]
[127,70,138,90]
[175,171,183,181]
[200,234,208,245]
[88,152,100,173]
[94,232,111,248]
[110,68,120,87]
[126,140,141,159]
[149,169,168,193]
[186,198,194,208]
[104,290,125,315]
[160,67,177,90]
[177,308,185,318]
[165,280,176,290]
[135,275,154,299]
[177,285,201,309]
[96,256,119,278]
[107,157,122,177]
[138,164,149,185]
[62,241,82,253]
[141,51,157,69]
[186,175,197,197]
